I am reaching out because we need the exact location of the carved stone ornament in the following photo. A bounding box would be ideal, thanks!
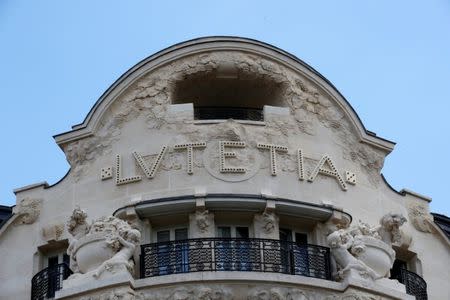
[326,214,406,283]
[80,289,138,300]
[408,204,434,233]
[247,287,312,300]
[195,210,211,233]
[14,197,42,225]
[42,223,64,241]
[260,211,277,234]
[65,208,141,286]
[63,51,386,186]
[139,285,233,300]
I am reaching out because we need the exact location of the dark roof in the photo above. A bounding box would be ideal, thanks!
[0,205,13,229]
[432,213,450,240]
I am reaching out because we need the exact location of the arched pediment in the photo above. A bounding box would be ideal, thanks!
[53,36,394,153]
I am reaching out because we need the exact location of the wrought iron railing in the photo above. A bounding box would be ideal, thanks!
[140,238,331,280]
[194,107,264,121]
[31,263,72,300]
[396,269,428,300]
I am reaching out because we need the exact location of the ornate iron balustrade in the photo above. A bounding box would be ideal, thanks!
[140,238,331,280]
[396,269,428,300]
[194,107,264,121]
[31,263,72,300]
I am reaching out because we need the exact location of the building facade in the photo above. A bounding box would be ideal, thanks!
[0,37,449,300]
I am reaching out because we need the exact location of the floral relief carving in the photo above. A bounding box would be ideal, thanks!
[247,287,312,300]
[79,289,138,300]
[63,51,386,184]
[139,286,232,300]
[408,204,434,233]
[14,197,42,225]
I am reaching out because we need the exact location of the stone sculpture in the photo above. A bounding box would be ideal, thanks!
[327,214,406,282]
[376,213,407,246]
[14,198,42,225]
[65,208,141,285]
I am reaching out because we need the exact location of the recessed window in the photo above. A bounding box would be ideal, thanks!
[171,71,285,121]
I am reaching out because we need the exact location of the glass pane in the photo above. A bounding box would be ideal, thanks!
[236,227,249,238]
[157,230,170,242]
[279,229,292,241]
[175,228,188,240]
[217,226,231,238]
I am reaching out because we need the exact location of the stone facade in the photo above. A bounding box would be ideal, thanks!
[0,37,448,300]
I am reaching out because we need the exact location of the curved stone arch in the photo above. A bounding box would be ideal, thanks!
[53,36,395,153]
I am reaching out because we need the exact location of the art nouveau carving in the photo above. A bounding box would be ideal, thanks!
[62,51,387,184]
[42,223,64,241]
[327,230,381,281]
[139,286,232,300]
[327,214,406,282]
[80,289,137,300]
[408,204,434,233]
[247,287,311,300]
[254,211,279,239]
[376,213,407,246]
[65,208,141,284]
[14,197,42,225]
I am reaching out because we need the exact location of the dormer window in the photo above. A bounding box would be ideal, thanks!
[171,65,285,121]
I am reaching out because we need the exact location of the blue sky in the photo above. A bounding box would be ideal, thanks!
[1,1,449,216]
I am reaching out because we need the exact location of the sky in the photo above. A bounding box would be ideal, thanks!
[0,1,449,216]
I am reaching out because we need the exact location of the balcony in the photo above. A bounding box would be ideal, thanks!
[31,263,72,300]
[194,107,264,121]
[395,269,428,300]
[140,238,331,280]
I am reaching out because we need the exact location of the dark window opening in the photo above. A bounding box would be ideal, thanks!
[390,259,407,280]
[171,71,286,121]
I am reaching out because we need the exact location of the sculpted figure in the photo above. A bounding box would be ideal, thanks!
[327,230,380,280]
[376,213,407,245]
[66,207,90,273]
[65,208,142,285]
[93,228,141,278]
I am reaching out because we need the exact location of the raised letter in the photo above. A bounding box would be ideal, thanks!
[132,145,168,179]
[308,155,347,190]
[219,141,246,173]
[174,142,207,174]
[257,143,288,176]
[297,149,305,180]
[115,154,142,185]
